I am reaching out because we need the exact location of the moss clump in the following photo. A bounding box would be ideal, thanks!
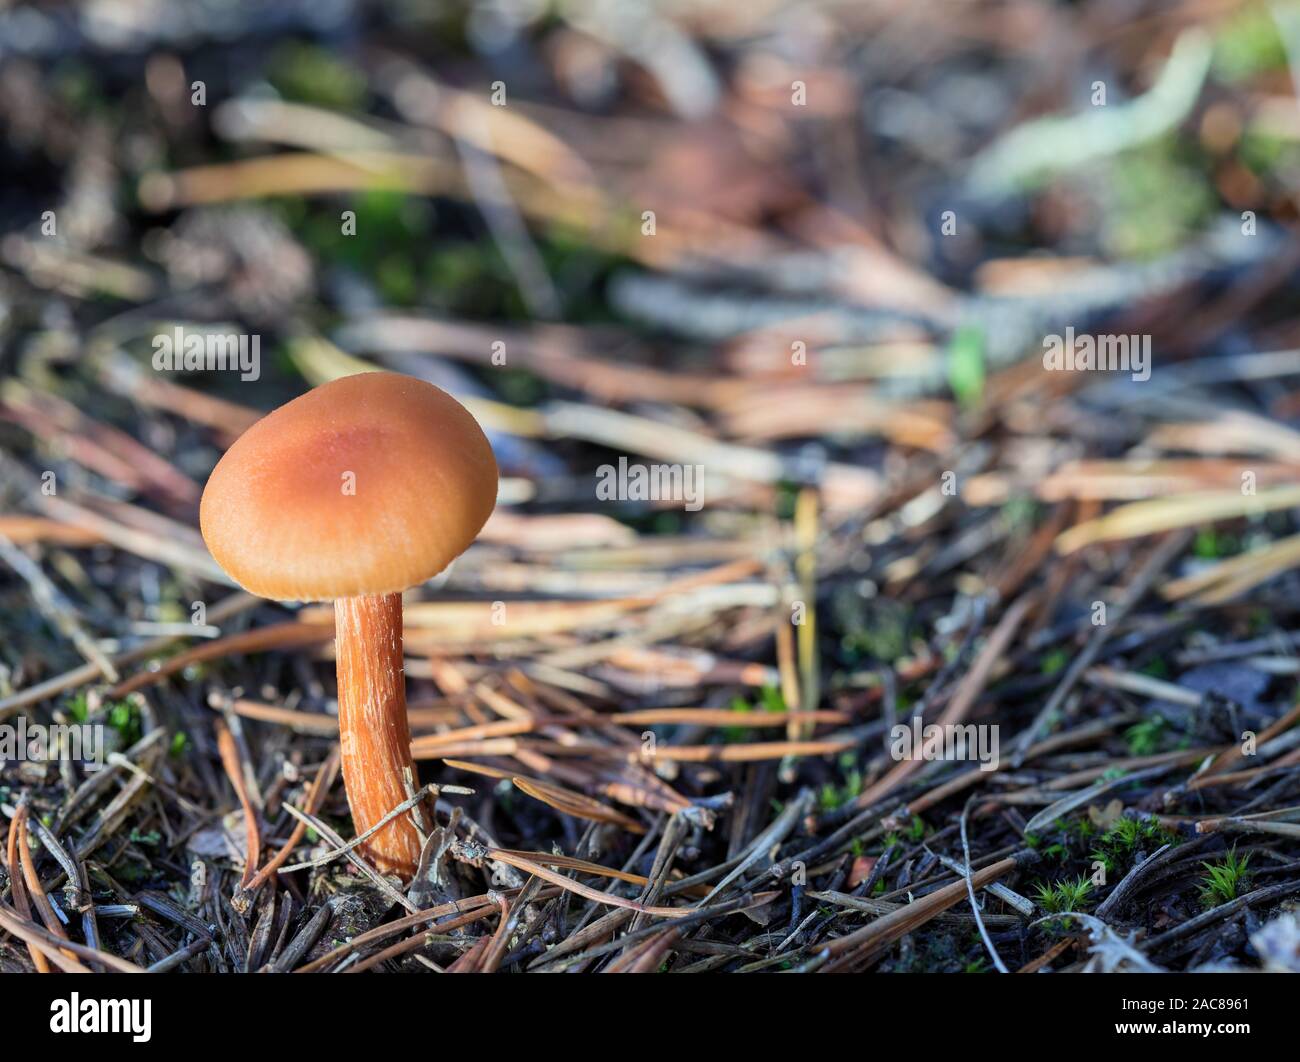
[1199,846,1251,908]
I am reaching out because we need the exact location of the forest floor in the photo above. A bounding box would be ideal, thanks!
[2,1,1300,973]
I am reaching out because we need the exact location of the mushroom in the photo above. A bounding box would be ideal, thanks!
[199,372,498,878]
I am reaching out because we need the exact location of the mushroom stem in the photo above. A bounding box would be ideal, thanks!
[334,592,429,878]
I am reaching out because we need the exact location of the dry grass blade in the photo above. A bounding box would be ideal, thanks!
[109,622,332,697]
[1192,700,1300,781]
[5,804,50,973]
[0,904,91,973]
[511,777,647,833]
[853,593,1034,809]
[215,718,261,888]
[235,748,341,908]
[1056,486,1300,554]
[295,892,517,973]
[0,900,143,974]
[645,738,857,763]
[1163,532,1300,603]
[488,848,709,894]
[610,707,848,727]
[0,591,259,720]
[819,856,1021,971]
[486,849,688,917]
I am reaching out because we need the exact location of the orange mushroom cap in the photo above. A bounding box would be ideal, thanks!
[200,372,498,601]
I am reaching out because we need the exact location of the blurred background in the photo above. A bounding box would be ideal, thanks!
[2,0,1300,973]
[3,0,1299,682]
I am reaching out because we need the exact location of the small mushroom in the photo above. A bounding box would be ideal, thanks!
[199,372,498,878]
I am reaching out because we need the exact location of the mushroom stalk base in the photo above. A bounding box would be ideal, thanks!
[335,592,429,878]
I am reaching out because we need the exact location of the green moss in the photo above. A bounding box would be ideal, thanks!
[1033,875,1093,914]
[52,62,104,114]
[1139,657,1170,680]
[1239,130,1293,177]
[64,693,141,743]
[1066,816,1097,840]
[1199,846,1251,907]
[269,43,368,110]
[1100,137,1215,259]
[1089,814,1180,875]
[1194,527,1240,559]
[1213,6,1288,82]
[66,690,90,723]
[773,481,801,521]
[946,325,985,409]
[839,600,913,664]
[1040,648,1069,676]
[724,685,787,743]
[817,767,863,812]
[108,701,141,745]
[1125,715,1167,756]
[496,369,547,407]
[1000,496,1040,534]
